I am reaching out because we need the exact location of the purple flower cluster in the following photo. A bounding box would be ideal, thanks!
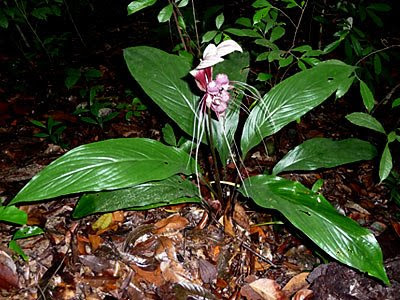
[204,74,232,118]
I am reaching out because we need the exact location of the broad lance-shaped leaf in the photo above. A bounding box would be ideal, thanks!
[73,175,200,218]
[240,175,389,284]
[127,0,157,15]
[124,46,249,164]
[10,138,196,204]
[346,112,386,134]
[241,60,355,156]
[0,206,27,225]
[379,143,392,183]
[272,138,377,175]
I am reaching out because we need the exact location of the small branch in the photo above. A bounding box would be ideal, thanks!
[355,44,400,67]
[168,0,188,52]
[290,0,308,50]
[372,82,400,115]
[206,108,223,202]
[191,0,201,56]
[63,0,86,48]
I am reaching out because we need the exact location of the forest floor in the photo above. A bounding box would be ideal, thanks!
[1,16,400,300]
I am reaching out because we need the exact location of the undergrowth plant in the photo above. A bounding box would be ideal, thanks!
[8,39,390,284]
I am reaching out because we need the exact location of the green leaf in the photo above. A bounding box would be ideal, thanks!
[0,206,27,225]
[256,72,273,82]
[9,240,28,261]
[10,138,196,204]
[270,26,285,42]
[255,38,279,50]
[252,0,271,8]
[373,54,382,75]
[359,80,375,112]
[13,226,44,240]
[177,0,189,8]
[216,13,224,29]
[311,178,324,192]
[0,11,9,28]
[73,176,200,218]
[162,123,177,146]
[273,138,377,175]
[202,30,218,43]
[158,4,173,23]
[392,97,400,108]
[84,69,102,79]
[367,3,391,12]
[224,28,262,38]
[367,10,383,27]
[336,76,355,99]
[124,46,198,136]
[379,144,392,183]
[241,60,355,156]
[65,68,81,89]
[278,55,293,68]
[30,119,46,128]
[124,46,249,164]
[235,17,251,28]
[345,112,386,134]
[127,0,157,15]
[240,175,389,284]
[292,45,312,52]
[350,34,362,56]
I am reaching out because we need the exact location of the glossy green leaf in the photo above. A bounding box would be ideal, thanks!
[224,28,262,38]
[73,176,200,218]
[373,55,382,75]
[359,80,375,112]
[336,76,355,99]
[240,175,389,284]
[241,60,355,156]
[391,97,400,108]
[202,30,218,43]
[162,123,177,146]
[127,0,157,15]
[124,46,198,137]
[379,144,392,183]
[124,46,249,164]
[216,13,224,29]
[13,226,44,240]
[270,26,285,42]
[0,206,27,225]
[65,68,81,89]
[158,4,173,23]
[272,138,377,175]
[367,3,391,12]
[10,138,195,204]
[345,112,386,134]
[9,240,28,261]
[252,0,271,8]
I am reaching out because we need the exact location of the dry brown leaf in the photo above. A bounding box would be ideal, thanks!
[81,275,119,290]
[390,220,400,238]
[0,250,19,290]
[250,226,266,238]
[112,211,124,222]
[132,265,164,286]
[88,234,103,252]
[292,289,313,300]
[154,214,189,234]
[241,284,265,300]
[77,234,89,255]
[224,215,235,237]
[249,278,287,300]
[233,202,250,231]
[199,258,217,284]
[282,272,309,297]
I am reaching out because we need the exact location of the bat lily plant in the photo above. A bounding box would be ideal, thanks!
[8,40,390,284]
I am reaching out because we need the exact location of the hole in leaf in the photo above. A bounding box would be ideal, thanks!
[164,161,169,165]
[300,210,312,216]
[327,77,334,82]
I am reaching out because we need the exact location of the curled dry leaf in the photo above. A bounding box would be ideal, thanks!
[199,258,217,284]
[0,250,19,290]
[233,202,250,231]
[88,234,103,252]
[154,214,189,234]
[249,278,287,300]
[282,272,310,297]
[292,289,313,300]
